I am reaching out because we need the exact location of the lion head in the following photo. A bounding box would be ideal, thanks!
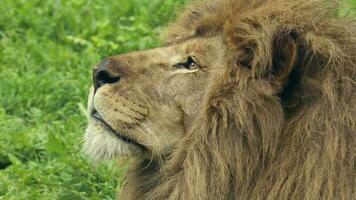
[84,36,225,160]
[84,0,355,199]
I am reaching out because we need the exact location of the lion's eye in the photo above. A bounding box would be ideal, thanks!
[174,56,200,70]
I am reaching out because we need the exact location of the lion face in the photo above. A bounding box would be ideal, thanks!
[84,37,225,161]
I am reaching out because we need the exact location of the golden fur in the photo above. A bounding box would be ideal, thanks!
[84,0,355,199]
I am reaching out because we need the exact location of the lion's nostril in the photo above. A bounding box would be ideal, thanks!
[94,70,121,89]
[93,58,122,90]
[97,70,121,84]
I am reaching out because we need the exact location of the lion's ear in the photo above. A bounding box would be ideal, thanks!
[271,32,298,86]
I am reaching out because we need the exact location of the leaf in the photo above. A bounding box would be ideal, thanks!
[46,133,66,157]
[7,153,21,165]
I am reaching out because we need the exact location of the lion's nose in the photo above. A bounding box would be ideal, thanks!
[93,58,122,90]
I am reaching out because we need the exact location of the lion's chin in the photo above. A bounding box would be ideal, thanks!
[83,120,143,163]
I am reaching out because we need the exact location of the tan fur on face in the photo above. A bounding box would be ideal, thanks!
[84,0,355,199]
[84,37,224,160]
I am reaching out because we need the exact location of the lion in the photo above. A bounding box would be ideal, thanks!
[83,0,355,199]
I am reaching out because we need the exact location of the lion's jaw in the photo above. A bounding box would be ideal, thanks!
[83,37,225,161]
[84,87,147,162]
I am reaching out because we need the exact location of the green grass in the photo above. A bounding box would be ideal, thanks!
[0,0,185,199]
[0,0,354,199]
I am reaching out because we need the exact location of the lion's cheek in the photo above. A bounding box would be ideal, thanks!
[136,104,186,155]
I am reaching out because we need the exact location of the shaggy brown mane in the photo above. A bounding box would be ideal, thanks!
[120,0,355,199]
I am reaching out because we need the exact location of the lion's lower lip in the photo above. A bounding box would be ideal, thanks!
[91,109,147,151]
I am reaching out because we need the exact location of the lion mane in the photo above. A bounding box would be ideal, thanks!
[119,0,355,199]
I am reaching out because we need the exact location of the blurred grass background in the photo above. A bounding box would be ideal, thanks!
[0,0,354,199]
[0,0,185,199]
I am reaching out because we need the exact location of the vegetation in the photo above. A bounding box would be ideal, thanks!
[0,0,185,199]
[0,0,354,199]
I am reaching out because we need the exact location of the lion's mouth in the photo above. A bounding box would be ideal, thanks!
[91,109,147,151]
